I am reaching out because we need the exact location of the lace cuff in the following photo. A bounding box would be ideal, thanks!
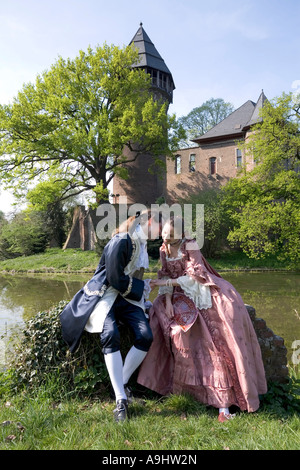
[177,275,212,310]
[143,278,152,300]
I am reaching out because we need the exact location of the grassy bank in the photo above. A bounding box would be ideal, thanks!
[0,248,298,274]
[0,379,299,450]
[0,248,99,273]
[0,247,299,450]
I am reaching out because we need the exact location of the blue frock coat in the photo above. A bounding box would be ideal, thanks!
[60,233,144,352]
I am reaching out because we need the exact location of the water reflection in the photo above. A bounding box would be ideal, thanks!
[0,274,86,340]
[0,272,299,363]
[222,272,300,350]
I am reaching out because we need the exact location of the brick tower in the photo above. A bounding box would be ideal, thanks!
[112,23,175,205]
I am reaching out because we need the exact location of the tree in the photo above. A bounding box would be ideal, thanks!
[0,211,48,258]
[222,92,300,266]
[178,98,234,148]
[0,43,180,206]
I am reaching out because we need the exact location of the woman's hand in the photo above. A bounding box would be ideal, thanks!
[150,279,167,286]
[165,294,174,319]
[149,279,158,290]
[150,278,178,287]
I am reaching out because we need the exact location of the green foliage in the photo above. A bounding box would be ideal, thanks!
[180,189,231,258]
[7,300,135,397]
[222,93,300,267]
[9,301,70,391]
[260,376,300,415]
[0,211,48,258]
[0,43,181,206]
[0,369,16,397]
[0,204,68,259]
[9,301,101,395]
[89,181,110,208]
[26,178,70,212]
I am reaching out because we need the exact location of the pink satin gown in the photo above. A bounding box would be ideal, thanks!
[138,239,267,412]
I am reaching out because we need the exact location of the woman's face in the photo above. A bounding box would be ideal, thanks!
[162,219,184,244]
[162,222,183,244]
[162,222,172,244]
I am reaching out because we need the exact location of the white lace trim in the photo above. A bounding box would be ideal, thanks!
[122,275,133,297]
[143,278,152,300]
[84,283,108,298]
[177,275,212,310]
[124,229,149,276]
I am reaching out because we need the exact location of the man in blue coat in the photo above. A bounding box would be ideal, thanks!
[60,211,160,422]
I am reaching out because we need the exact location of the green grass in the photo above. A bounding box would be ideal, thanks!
[206,251,299,272]
[1,387,299,450]
[0,248,298,274]
[0,248,99,273]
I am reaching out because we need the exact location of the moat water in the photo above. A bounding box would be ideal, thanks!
[0,271,299,364]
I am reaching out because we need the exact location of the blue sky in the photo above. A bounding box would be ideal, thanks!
[0,0,299,212]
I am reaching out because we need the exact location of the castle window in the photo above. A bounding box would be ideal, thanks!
[236,149,242,167]
[189,154,196,172]
[151,69,157,86]
[175,155,181,174]
[209,157,216,175]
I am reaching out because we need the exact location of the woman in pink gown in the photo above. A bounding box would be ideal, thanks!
[138,217,267,421]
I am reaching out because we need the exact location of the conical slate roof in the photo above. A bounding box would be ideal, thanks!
[129,23,175,86]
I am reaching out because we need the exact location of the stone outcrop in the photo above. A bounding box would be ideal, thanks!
[245,305,289,383]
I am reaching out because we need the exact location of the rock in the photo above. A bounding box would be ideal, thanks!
[245,305,289,384]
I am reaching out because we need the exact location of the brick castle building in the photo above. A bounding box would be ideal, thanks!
[113,24,267,205]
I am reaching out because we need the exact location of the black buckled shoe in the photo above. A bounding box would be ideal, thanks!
[113,399,128,422]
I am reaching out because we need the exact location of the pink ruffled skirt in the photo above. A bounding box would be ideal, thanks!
[138,284,267,412]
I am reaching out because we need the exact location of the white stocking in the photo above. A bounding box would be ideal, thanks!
[104,351,127,402]
[123,346,147,386]
[219,407,230,415]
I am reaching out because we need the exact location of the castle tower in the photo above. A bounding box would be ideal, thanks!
[131,22,175,105]
[112,23,175,205]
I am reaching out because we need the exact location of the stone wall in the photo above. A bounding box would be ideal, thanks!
[63,206,97,251]
[245,305,289,384]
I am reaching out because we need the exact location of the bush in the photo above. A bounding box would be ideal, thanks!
[7,301,135,398]
[260,376,300,415]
